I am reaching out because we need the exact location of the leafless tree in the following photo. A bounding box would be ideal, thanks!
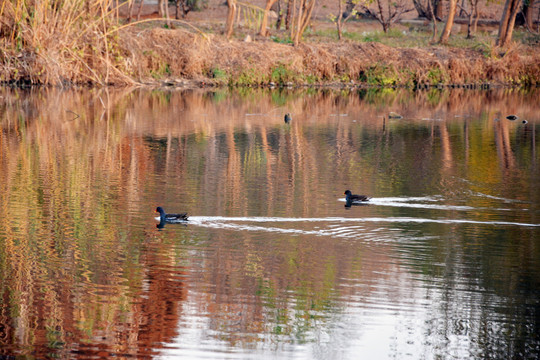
[523,0,539,33]
[334,0,359,39]
[290,0,316,45]
[439,0,458,43]
[175,0,196,19]
[497,0,522,46]
[225,0,237,38]
[359,0,413,33]
[427,0,438,42]
[274,0,293,29]
[260,0,279,36]
[456,0,480,38]
[411,0,443,19]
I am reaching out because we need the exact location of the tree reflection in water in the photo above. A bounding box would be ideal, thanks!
[0,87,538,358]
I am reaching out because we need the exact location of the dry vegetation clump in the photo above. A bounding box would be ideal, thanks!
[0,0,135,85]
[120,28,540,87]
[1,0,538,88]
[298,44,338,80]
[122,27,306,84]
[122,28,212,80]
[484,51,540,86]
[210,39,304,83]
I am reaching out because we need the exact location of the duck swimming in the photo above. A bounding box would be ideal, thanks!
[156,207,188,222]
[344,190,370,207]
[284,113,292,124]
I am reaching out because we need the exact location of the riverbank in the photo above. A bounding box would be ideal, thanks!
[1,14,539,88]
[121,26,540,88]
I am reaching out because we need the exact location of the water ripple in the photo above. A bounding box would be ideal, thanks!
[340,197,522,212]
[185,216,540,240]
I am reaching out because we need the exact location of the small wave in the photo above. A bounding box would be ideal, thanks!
[370,199,476,211]
[188,220,364,238]
[339,196,443,204]
[188,216,540,231]
[339,196,515,212]
[374,196,443,202]
[468,191,528,203]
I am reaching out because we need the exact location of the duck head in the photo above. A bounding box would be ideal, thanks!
[156,207,167,221]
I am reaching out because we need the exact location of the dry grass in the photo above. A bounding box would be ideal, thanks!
[0,0,134,85]
[122,27,539,87]
[1,3,539,87]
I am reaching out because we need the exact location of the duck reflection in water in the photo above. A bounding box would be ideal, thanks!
[344,190,370,208]
[155,207,189,229]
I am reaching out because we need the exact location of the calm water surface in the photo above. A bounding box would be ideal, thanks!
[0,87,539,359]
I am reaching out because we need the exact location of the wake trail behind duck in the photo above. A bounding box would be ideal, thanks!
[341,196,520,212]
[187,216,540,237]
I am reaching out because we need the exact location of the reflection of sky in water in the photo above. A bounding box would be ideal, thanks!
[156,209,539,359]
[1,88,539,359]
[158,256,480,359]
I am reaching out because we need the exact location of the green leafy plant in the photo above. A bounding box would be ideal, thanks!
[271,64,298,84]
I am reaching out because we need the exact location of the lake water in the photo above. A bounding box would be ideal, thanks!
[0,87,539,359]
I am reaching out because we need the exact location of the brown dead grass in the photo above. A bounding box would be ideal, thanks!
[120,27,539,87]
[2,18,539,87]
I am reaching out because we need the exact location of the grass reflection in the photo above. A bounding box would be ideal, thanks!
[0,87,539,358]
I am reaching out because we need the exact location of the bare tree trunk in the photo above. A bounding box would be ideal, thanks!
[466,8,473,37]
[290,0,314,45]
[136,0,145,20]
[434,0,443,19]
[463,0,479,37]
[412,0,428,17]
[524,0,537,31]
[377,0,387,32]
[459,0,466,16]
[439,0,458,43]
[497,0,522,46]
[276,0,283,29]
[160,0,171,27]
[497,0,513,42]
[290,0,298,43]
[337,0,343,39]
[472,2,479,32]
[127,0,135,22]
[299,0,315,34]
[293,0,304,46]
[285,0,293,29]
[226,0,237,39]
[260,0,279,36]
[413,0,441,19]
[158,0,164,16]
[501,1,520,44]
[427,0,438,42]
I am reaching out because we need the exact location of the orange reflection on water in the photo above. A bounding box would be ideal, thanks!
[0,87,538,358]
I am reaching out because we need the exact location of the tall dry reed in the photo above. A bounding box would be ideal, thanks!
[0,0,134,85]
